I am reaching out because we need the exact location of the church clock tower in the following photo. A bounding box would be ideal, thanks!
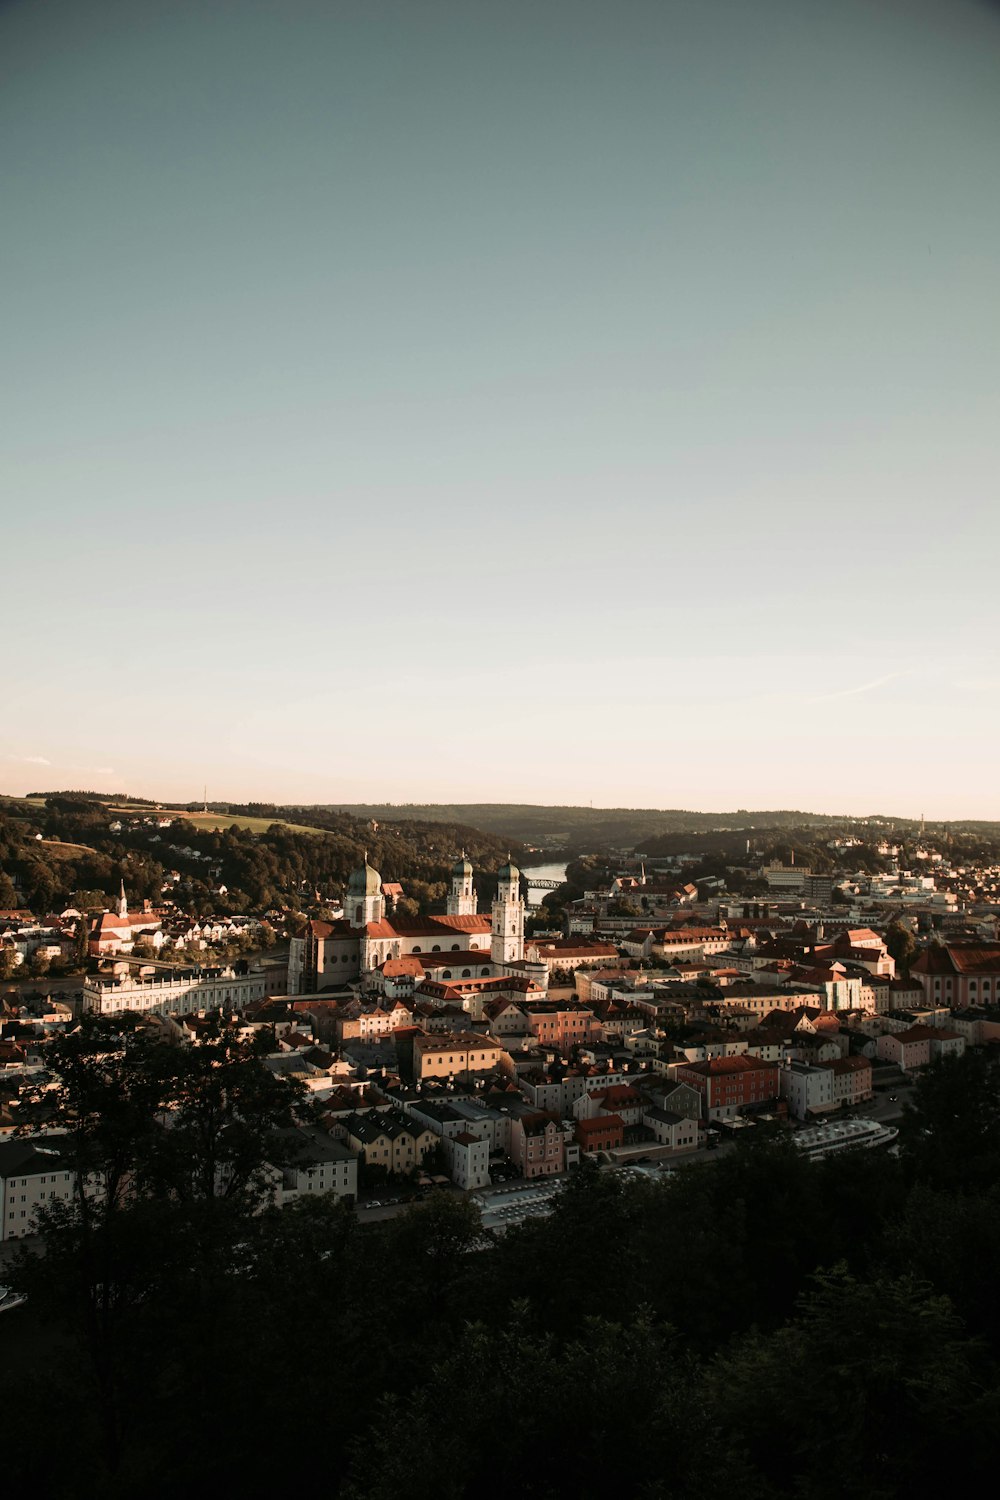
[447,853,478,916]
[491,859,524,967]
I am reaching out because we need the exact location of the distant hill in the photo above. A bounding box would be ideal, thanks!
[311,803,939,853]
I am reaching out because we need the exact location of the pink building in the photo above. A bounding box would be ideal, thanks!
[911,944,1000,1009]
[876,1025,934,1072]
[522,1002,600,1052]
[510,1112,565,1178]
[823,1055,874,1106]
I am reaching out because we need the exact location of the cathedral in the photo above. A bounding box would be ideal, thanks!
[288,853,527,994]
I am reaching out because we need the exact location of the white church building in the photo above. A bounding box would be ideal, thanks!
[288,854,528,994]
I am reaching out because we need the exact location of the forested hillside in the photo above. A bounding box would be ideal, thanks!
[322,802,938,852]
[0,795,524,916]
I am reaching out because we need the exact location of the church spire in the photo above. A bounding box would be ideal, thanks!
[117,879,128,919]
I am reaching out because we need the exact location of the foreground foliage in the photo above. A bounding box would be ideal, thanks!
[2,1052,1000,1497]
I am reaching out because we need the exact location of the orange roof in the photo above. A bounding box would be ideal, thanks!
[382,956,425,978]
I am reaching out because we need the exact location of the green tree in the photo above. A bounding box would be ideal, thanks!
[143,1018,305,1205]
[706,1267,982,1498]
[899,1049,1000,1189]
[885,917,917,974]
[73,887,110,911]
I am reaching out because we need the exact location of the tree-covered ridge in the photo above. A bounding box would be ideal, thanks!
[0,795,526,915]
[5,1044,1000,1498]
[317,801,1000,854]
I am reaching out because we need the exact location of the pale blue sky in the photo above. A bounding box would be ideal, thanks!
[3,0,998,817]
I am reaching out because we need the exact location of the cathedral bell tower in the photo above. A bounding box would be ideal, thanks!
[491,858,524,967]
[346,856,385,929]
[447,852,478,916]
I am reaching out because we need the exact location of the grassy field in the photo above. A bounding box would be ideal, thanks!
[37,840,104,860]
[181,812,324,836]
[0,794,325,839]
[105,807,326,837]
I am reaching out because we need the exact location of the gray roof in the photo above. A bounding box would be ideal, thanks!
[0,1136,71,1179]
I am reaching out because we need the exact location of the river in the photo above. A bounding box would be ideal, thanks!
[522,860,569,906]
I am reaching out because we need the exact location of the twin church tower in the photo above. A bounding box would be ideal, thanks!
[447,851,525,966]
[344,850,525,968]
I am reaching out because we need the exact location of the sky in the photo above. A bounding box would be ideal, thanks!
[2,0,999,819]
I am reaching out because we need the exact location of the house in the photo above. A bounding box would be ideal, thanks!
[411,1031,508,1082]
[510,1112,565,1178]
[641,1107,699,1152]
[928,1028,966,1062]
[444,1130,491,1190]
[779,1060,836,1120]
[343,1108,437,1175]
[674,1056,781,1121]
[574,1114,625,1154]
[572,1084,643,1127]
[520,1000,601,1052]
[875,1025,935,1072]
[523,939,619,976]
[0,1135,101,1242]
[823,1055,874,1107]
[273,1125,358,1204]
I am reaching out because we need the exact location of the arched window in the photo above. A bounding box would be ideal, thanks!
[432,945,441,952]
[452,943,460,951]
[442,970,452,979]
[412,945,421,953]
[462,969,471,978]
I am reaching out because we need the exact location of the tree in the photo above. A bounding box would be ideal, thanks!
[885,918,917,974]
[9,1014,310,1480]
[706,1267,981,1497]
[608,898,641,917]
[899,1050,1000,1189]
[73,888,110,911]
[0,871,18,907]
[0,946,19,979]
[28,949,50,978]
[142,1018,305,1205]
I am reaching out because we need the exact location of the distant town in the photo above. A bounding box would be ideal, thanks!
[4,790,1000,1496]
[4,793,1000,1234]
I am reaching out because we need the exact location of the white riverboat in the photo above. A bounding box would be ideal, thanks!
[793,1118,899,1159]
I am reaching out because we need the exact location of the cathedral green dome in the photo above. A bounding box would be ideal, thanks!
[453,853,474,876]
[498,859,520,882]
[348,859,382,897]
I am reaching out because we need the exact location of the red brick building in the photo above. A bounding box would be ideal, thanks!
[575,1114,625,1154]
[674,1055,780,1121]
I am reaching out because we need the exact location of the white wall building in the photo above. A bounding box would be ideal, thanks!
[779,1060,836,1120]
[0,1137,100,1242]
[84,965,267,1017]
